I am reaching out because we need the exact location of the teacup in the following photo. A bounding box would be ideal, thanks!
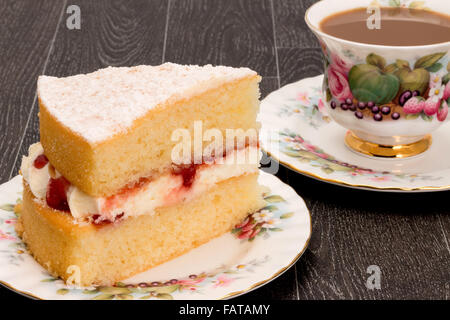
[305,0,450,158]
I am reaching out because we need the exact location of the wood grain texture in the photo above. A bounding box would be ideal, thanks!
[165,0,277,77]
[441,215,450,299]
[0,0,65,183]
[293,177,450,299]
[440,215,450,249]
[11,0,168,177]
[278,47,323,86]
[259,77,279,99]
[273,0,319,48]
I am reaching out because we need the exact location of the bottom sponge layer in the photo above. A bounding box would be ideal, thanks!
[17,173,265,286]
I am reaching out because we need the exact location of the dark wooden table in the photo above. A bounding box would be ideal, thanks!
[0,0,449,300]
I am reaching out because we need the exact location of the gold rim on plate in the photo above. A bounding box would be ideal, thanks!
[0,192,312,300]
[0,280,41,300]
[0,221,312,301]
[220,212,312,299]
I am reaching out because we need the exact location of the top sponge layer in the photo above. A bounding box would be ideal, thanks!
[37,63,261,197]
[37,63,256,143]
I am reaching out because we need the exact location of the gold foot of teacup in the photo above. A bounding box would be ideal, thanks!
[345,131,432,158]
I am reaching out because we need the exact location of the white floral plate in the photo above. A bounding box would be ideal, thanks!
[0,171,311,300]
[259,75,450,192]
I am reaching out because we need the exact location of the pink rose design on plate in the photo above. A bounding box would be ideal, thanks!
[177,276,206,291]
[0,230,15,241]
[318,98,327,114]
[177,277,204,286]
[331,53,353,75]
[296,92,310,104]
[213,275,234,288]
[328,65,353,102]
[4,219,16,225]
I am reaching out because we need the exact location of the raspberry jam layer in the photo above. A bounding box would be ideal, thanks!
[46,177,70,212]
[33,154,49,169]
[172,164,199,188]
[21,142,259,224]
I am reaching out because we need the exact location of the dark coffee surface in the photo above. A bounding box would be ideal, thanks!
[320,7,450,46]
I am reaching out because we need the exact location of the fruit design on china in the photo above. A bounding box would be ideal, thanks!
[324,51,450,122]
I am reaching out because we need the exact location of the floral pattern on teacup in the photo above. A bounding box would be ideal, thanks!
[324,51,450,122]
[374,0,429,9]
[317,0,450,122]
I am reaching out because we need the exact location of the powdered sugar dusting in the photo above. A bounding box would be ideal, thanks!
[38,63,257,143]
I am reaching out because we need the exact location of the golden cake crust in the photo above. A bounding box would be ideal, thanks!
[17,174,265,286]
[39,74,261,197]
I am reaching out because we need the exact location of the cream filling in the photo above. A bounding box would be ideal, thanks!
[21,142,259,223]
[21,143,52,199]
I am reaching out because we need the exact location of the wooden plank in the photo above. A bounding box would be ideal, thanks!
[296,179,450,299]
[0,0,65,183]
[278,47,450,299]
[260,77,279,99]
[165,0,277,77]
[439,215,450,258]
[278,47,323,86]
[273,0,320,48]
[11,0,168,176]
[441,215,450,299]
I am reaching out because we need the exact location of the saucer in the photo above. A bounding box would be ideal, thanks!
[259,75,450,192]
[0,171,311,300]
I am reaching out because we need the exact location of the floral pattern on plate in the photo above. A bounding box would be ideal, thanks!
[279,130,441,184]
[259,75,450,192]
[0,172,311,300]
[276,86,331,129]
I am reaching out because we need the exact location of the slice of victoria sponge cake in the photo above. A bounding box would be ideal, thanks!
[38,63,261,197]
[16,63,266,286]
